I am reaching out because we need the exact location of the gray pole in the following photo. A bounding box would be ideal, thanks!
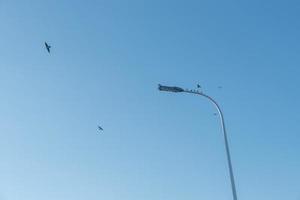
[185,90,238,200]
[158,85,238,200]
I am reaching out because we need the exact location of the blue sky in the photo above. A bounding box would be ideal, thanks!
[1,0,300,199]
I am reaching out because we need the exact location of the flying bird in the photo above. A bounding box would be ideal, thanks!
[218,86,222,89]
[98,126,103,131]
[45,42,51,53]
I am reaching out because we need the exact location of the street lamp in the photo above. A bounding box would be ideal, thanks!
[158,84,238,200]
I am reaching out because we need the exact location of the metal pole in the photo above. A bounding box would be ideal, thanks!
[185,90,238,200]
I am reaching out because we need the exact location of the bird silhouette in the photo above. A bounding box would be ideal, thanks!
[98,126,103,131]
[45,42,51,53]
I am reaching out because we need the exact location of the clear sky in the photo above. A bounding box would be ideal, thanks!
[1,0,300,199]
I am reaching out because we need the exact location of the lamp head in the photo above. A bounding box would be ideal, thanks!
[158,84,184,93]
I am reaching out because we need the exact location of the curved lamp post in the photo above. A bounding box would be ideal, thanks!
[158,84,238,200]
